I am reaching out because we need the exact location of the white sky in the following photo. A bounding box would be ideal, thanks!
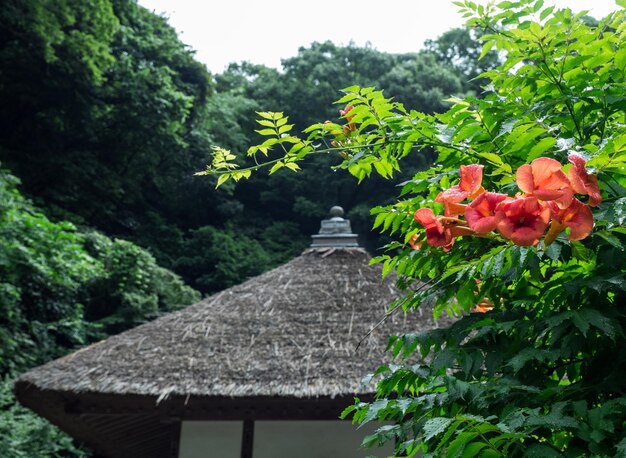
[137,0,620,74]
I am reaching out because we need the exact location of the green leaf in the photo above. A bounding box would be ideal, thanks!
[284,162,300,172]
[361,399,389,425]
[340,403,357,420]
[579,309,618,340]
[215,174,230,188]
[461,442,488,458]
[269,161,284,174]
[424,417,454,441]
[605,198,626,227]
[525,403,578,429]
[480,41,495,60]
[255,128,277,136]
[382,212,397,232]
[571,241,594,261]
[544,241,562,261]
[382,259,395,278]
[341,85,360,94]
[446,432,480,458]
[596,230,624,249]
[507,348,552,372]
[256,119,275,128]
[540,5,555,21]
[373,160,394,178]
[278,124,293,135]
[477,152,505,166]
[373,212,387,230]
[257,111,278,120]
[571,311,590,336]
[614,47,626,71]
[528,137,556,160]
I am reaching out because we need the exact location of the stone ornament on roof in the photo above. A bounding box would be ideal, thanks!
[310,206,359,248]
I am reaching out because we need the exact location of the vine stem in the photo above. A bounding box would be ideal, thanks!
[205,140,413,176]
[536,40,584,141]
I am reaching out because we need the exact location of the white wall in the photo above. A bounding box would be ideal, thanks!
[179,421,242,458]
[254,420,394,458]
[178,420,394,458]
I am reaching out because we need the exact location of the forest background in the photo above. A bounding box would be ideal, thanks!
[0,0,600,456]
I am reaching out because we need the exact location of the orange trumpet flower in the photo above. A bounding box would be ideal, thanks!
[436,164,485,204]
[495,196,551,246]
[567,154,602,207]
[465,191,508,234]
[545,198,594,244]
[516,157,572,205]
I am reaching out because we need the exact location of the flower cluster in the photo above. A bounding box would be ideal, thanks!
[414,156,601,250]
[324,105,357,151]
[339,105,356,134]
[472,279,495,313]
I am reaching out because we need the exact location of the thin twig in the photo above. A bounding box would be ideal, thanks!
[355,279,434,351]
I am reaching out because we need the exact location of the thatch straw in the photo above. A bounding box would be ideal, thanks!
[18,248,451,400]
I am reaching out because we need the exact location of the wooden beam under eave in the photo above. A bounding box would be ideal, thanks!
[241,419,254,458]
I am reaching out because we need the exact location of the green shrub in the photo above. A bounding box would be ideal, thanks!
[0,164,200,456]
[0,165,201,373]
[0,378,87,458]
[175,224,272,293]
[0,168,98,373]
[83,232,200,334]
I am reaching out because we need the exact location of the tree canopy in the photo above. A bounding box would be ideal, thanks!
[1,0,489,292]
[0,163,200,455]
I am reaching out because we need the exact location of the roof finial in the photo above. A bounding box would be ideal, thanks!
[329,206,344,218]
[310,206,359,248]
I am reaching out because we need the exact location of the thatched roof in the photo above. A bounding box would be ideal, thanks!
[16,238,455,458]
[17,248,447,401]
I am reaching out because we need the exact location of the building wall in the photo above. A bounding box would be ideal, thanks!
[179,420,394,458]
[179,421,242,458]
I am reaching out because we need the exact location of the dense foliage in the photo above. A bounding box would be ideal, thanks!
[0,0,567,456]
[0,378,87,458]
[0,0,215,260]
[1,0,494,293]
[0,165,199,455]
[212,40,499,253]
[0,166,199,373]
[205,1,626,456]
[0,2,490,454]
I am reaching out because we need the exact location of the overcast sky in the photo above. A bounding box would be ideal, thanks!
[137,1,620,74]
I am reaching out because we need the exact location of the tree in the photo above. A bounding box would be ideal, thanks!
[216,41,471,132]
[0,163,200,373]
[0,164,200,456]
[2,0,489,292]
[424,27,501,94]
[212,42,468,252]
[202,1,626,455]
[0,0,215,250]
